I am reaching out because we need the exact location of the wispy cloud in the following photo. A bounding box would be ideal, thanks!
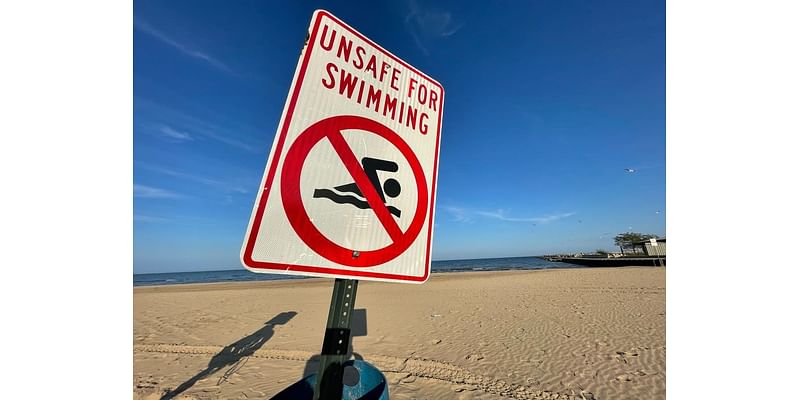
[442,206,475,223]
[405,0,464,55]
[135,98,264,153]
[158,125,193,142]
[532,212,577,223]
[137,163,220,185]
[135,161,249,194]
[134,184,182,199]
[134,18,238,76]
[439,23,464,37]
[443,206,576,224]
[134,214,170,223]
[476,210,576,223]
[187,123,260,153]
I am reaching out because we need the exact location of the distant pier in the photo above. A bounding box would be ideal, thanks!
[543,256,665,267]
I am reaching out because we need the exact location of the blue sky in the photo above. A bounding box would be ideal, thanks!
[134,0,665,274]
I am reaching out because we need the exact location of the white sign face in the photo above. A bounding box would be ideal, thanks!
[241,10,444,283]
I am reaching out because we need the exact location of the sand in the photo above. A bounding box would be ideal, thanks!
[133,267,665,399]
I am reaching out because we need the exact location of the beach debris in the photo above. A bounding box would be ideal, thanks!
[430,313,442,318]
[465,354,484,361]
[614,350,639,366]
[430,338,442,345]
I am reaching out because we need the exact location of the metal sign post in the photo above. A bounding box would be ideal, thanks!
[313,278,359,400]
[241,9,443,396]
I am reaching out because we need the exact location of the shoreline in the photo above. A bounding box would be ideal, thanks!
[132,264,656,291]
[132,263,664,290]
[133,268,568,292]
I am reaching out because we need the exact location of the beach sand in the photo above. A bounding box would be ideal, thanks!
[134,267,665,399]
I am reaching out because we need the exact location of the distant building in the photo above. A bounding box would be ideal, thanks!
[631,238,666,257]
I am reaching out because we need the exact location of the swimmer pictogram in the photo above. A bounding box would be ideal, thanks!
[313,157,402,218]
[280,115,428,268]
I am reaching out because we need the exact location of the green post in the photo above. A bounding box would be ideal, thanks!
[313,278,359,400]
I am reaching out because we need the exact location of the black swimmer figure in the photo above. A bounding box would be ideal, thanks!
[314,157,402,217]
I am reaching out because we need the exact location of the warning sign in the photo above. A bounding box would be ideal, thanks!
[241,10,444,283]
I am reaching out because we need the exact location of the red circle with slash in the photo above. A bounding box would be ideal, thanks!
[281,115,428,267]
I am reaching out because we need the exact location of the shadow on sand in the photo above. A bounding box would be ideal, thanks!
[161,311,297,399]
[270,309,379,399]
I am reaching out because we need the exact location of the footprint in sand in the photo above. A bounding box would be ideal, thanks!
[615,350,639,363]
[373,335,387,344]
[452,384,477,393]
[614,374,633,382]
[387,372,411,385]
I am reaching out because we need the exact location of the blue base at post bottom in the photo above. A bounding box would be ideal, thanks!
[270,359,390,400]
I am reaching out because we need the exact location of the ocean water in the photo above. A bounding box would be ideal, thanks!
[133,256,578,287]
